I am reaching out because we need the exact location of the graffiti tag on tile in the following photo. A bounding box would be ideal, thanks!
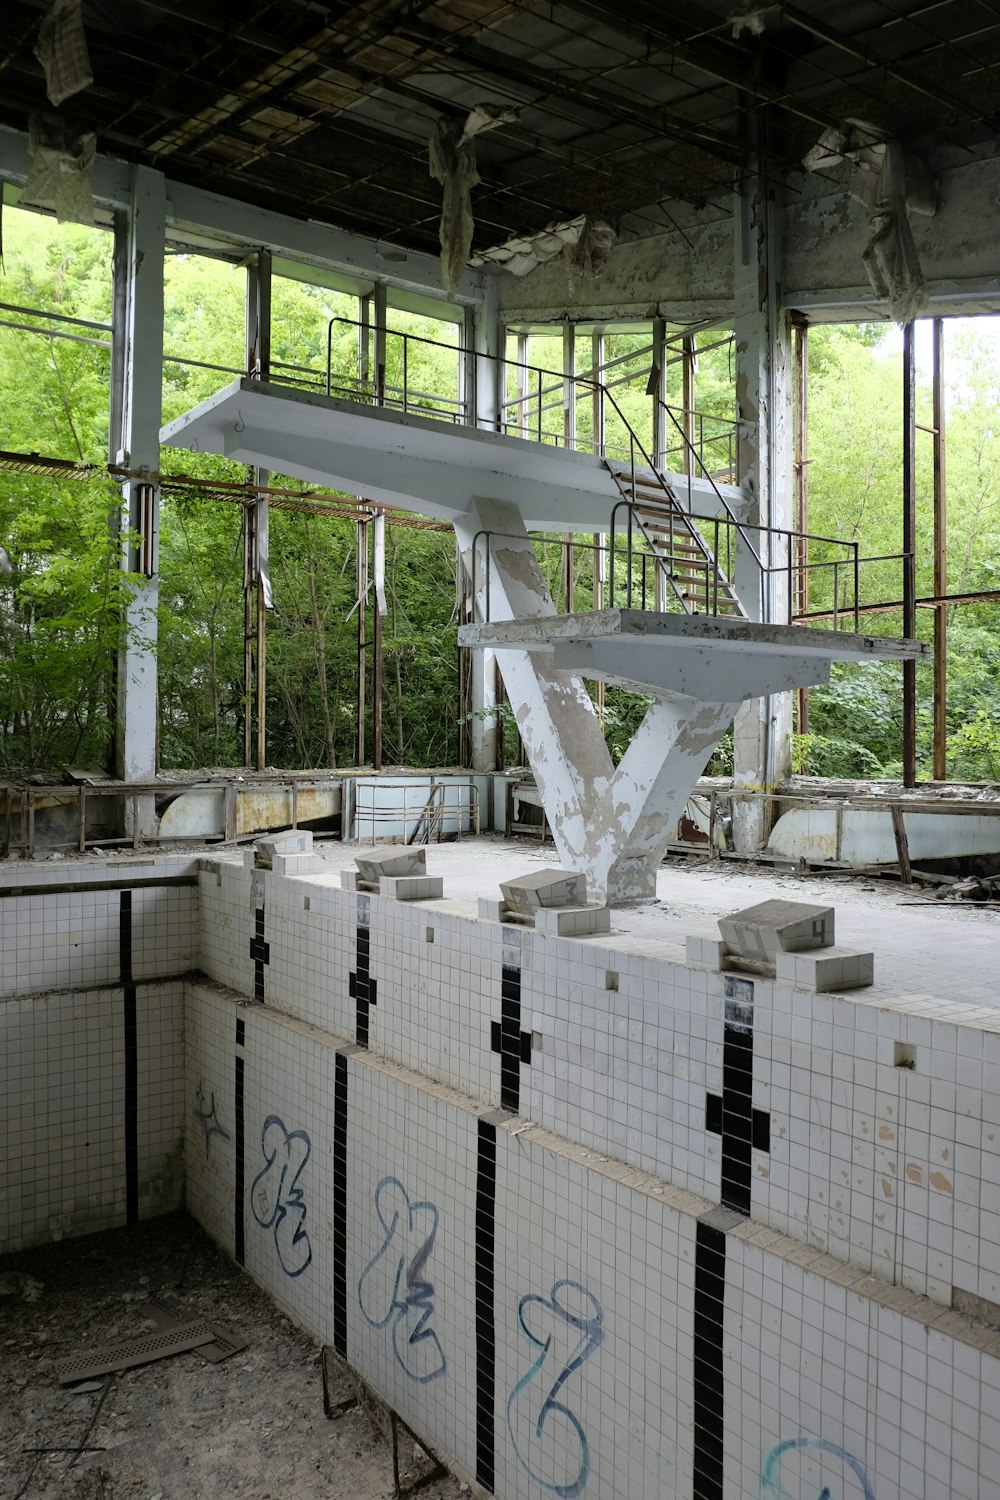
[507,1279,603,1498]
[251,1114,313,1276]
[762,1438,876,1500]
[358,1176,446,1383]
[194,1083,230,1157]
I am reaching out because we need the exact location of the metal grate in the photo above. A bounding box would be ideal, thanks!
[56,1324,217,1384]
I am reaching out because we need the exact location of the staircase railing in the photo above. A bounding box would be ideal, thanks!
[283,315,868,632]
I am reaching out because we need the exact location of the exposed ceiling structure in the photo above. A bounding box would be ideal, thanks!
[3,0,1000,255]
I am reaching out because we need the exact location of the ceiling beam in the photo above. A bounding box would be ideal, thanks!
[0,124,484,301]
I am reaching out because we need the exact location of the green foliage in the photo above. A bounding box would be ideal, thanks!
[802,319,1000,782]
[5,202,1000,787]
[946,709,1000,782]
[791,732,885,778]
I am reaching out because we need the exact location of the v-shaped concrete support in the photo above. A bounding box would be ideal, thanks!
[456,499,740,902]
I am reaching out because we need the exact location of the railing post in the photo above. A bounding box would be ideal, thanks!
[854,543,860,633]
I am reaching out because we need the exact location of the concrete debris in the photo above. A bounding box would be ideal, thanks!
[0,1273,44,1303]
[933,874,1000,902]
[802,118,936,324]
[470,213,616,278]
[34,0,93,106]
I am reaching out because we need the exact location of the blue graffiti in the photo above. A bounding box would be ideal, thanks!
[194,1083,231,1157]
[507,1279,603,1499]
[250,1115,312,1276]
[358,1176,446,1383]
[762,1438,876,1500]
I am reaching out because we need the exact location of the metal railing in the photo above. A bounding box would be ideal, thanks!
[608,503,864,629]
[468,523,867,630]
[351,778,481,844]
[255,315,879,636]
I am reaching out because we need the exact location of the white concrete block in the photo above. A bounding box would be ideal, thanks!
[256,829,314,867]
[500,866,587,913]
[380,875,445,901]
[776,946,874,992]
[533,904,610,936]
[685,933,727,968]
[340,869,360,891]
[719,899,834,962]
[354,845,427,881]
[271,851,325,876]
[477,897,506,921]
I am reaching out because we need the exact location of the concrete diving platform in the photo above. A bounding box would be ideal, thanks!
[459,608,925,699]
[159,377,738,531]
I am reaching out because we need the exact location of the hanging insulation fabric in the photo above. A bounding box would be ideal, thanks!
[428,104,520,298]
[34,0,93,106]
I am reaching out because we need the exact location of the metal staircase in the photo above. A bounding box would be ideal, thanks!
[608,466,748,620]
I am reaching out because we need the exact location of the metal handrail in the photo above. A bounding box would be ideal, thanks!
[304,314,872,632]
[469,524,862,630]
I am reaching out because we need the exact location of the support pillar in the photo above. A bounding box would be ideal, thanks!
[902,321,918,787]
[112,166,165,823]
[457,499,739,902]
[243,248,272,770]
[468,289,501,771]
[932,318,947,782]
[732,166,793,854]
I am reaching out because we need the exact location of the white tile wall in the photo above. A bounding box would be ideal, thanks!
[6,848,1000,1497]
[183,976,1000,1500]
[0,979,185,1253]
[196,858,1000,1316]
[0,856,198,997]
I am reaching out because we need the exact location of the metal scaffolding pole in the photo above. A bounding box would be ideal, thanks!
[357,514,368,766]
[682,332,696,477]
[592,327,605,712]
[244,248,271,771]
[902,320,918,787]
[373,511,385,771]
[932,318,948,781]
[112,166,165,829]
[792,317,809,735]
[563,321,575,609]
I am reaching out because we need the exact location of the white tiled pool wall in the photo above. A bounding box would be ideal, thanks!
[198,860,1000,1315]
[5,851,1000,1496]
[185,858,1000,1498]
[184,974,1000,1500]
[0,856,196,1251]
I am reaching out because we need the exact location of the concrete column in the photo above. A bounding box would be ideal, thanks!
[113,166,165,814]
[456,498,740,902]
[468,285,501,772]
[732,168,793,854]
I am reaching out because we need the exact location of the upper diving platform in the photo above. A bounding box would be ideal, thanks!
[159,377,741,531]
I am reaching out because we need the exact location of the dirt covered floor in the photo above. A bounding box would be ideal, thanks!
[0,1213,465,1500]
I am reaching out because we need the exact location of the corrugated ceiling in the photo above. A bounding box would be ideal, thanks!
[3,0,1000,251]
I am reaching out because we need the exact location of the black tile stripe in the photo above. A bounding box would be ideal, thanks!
[332,1051,349,1357]
[705,976,769,1217]
[250,904,269,1004]
[349,912,377,1047]
[491,965,530,1112]
[475,1119,497,1493]
[234,1014,246,1264]
[693,1220,726,1500]
[120,892,138,1225]
[119,889,132,985]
